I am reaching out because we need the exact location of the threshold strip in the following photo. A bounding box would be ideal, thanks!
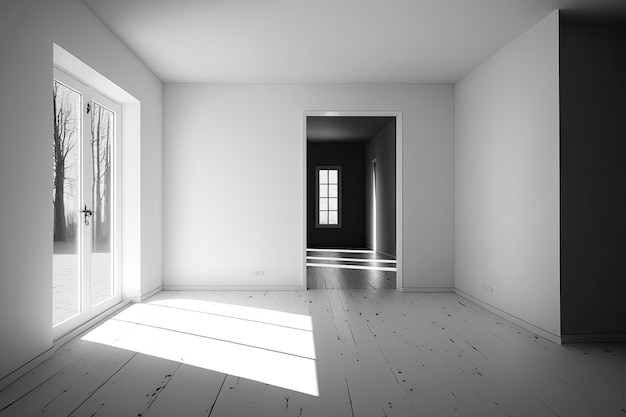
[306,263,396,272]
[307,248,374,254]
[307,256,396,264]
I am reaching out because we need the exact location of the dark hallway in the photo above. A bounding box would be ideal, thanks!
[306,116,397,289]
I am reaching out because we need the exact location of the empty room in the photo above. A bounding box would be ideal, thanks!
[1,0,626,416]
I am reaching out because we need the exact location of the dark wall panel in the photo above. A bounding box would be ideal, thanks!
[307,143,366,248]
[560,14,626,337]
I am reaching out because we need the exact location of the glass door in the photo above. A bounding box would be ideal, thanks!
[52,68,121,339]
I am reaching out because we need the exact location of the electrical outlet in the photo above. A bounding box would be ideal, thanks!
[253,270,265,277]
[483,284,494,293]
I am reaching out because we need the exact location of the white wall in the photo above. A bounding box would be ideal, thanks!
[454,12,560,338]
[365,121,397,256]
[164,84,453,290]
[0,0,162,380]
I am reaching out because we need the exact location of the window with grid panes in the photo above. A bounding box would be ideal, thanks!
[316,167,341,227]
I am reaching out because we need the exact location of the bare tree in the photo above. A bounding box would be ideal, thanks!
[90,103,112,249]
[53,84,113,248]
[53,82,78,243]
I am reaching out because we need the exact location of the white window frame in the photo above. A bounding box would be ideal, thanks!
[52,67,123,340]
[315,166,342,228]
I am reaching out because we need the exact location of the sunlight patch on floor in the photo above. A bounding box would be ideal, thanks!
[147,298,313,331]
[82,300,319,396]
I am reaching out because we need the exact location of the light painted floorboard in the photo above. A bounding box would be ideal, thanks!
[1,290,625,417]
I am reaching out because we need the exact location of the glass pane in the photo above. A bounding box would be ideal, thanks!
[319,169,328,184]
[53,81,82,326]
[319,184,328,197]
[319,211,328,225]
[329,211,338,225]
[319,197,328,210]
[329,184,338,198]
[328,170,338,184]
[329,198,338,210]
[90,102,114,306]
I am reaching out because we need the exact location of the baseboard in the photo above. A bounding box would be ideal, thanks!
[399,287,454,293]
[561,334,626,344]
[130,285,163,303]
[163,285,307,291]
[0,346,55,391]
[454,288,562,345]
[0,300,131,391]
[53,299,131,349]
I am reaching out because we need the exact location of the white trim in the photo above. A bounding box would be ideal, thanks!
[302,113,308,289]
[561,334,626,344]
[303,111,403,291]
[454,289,562,345]
[395,114,403,292]
[400,287,455,293]
[53,300,131,347]
[163,285,307,291]
[2,299,132,390]
[130,286,163,303]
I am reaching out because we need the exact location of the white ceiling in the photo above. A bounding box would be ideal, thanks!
[83,0,626,84]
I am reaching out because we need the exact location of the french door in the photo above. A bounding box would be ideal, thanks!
[52,68,122,339]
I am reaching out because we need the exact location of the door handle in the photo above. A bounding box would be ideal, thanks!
[81,205,93,226]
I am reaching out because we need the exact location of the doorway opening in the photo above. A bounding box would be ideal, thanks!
[304,112,402,290]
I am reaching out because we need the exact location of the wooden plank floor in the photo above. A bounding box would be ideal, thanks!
[1,290,625,417]
[307,249,396,289]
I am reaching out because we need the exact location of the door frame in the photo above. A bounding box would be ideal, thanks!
[302,110,403,290]
[52,67,123,340]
